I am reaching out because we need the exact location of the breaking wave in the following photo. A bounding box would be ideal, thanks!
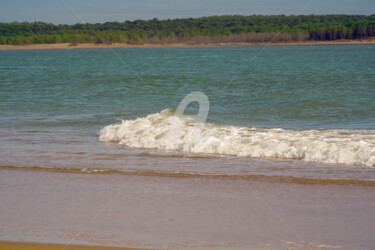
[99,109,375,167]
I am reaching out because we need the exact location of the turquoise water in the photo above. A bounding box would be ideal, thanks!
[1,45,375,180]
[1,46,375,129]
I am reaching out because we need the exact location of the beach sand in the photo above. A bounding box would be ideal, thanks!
[1,168,374,249]
[0,39,375,50]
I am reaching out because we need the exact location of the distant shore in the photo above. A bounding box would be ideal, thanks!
[1,39,375,50]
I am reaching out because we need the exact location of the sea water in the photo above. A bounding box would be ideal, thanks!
[1,45,375,249]
[1,45,374,181]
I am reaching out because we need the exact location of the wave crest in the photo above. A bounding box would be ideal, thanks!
[99,109,375,167]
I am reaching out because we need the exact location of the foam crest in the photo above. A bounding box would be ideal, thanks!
[99,109,375,167]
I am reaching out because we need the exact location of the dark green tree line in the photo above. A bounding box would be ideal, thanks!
[1,14,374,45]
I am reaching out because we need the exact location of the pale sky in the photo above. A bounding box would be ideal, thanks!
[0,0,374,24]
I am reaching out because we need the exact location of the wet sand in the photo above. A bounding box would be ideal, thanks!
[1,168,375,249]
[0,39,374,50]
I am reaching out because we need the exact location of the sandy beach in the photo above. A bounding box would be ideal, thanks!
[1,168,374,249]
[0,39,374,50]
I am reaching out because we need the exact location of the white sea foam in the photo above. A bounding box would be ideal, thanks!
[99,109,375,167]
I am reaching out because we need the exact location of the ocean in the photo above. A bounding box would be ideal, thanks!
[1,45,375,249]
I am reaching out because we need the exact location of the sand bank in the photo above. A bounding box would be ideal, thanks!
[0,39,374,50]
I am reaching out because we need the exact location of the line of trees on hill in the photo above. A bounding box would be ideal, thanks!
[0,15,374,45]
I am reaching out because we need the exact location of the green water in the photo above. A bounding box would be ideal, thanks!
[1,45,374,129]
[0,45,375,178]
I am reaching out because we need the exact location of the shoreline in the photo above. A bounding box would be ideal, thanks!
[1,39,375,50]
[0,242,148,250]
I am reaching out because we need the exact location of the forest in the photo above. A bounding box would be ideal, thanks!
[0,14,374,45]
